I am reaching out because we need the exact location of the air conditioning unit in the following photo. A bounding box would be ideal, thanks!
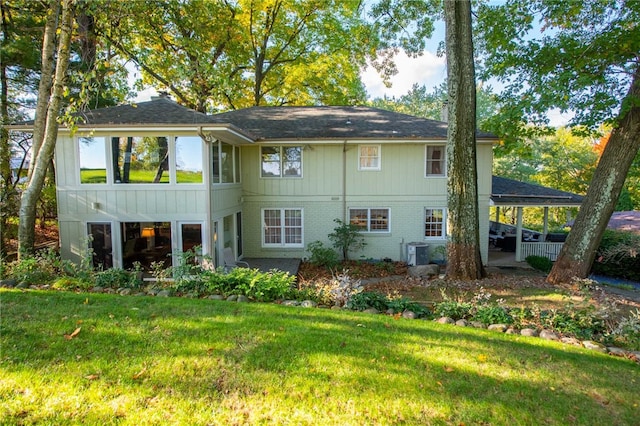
[407,242,429,266]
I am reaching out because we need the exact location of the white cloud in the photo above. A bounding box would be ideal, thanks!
[361,51,447,100]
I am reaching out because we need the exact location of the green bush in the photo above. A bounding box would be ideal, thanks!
[541,308,605,340]
[202,268,295,302]
[434,300,473,320]
[52,277,92,291]
[95,268,142,289]
[386,298,432,317]
[328,219,366,260]
[474,306,513,325]
[591,229,640,281]
[525,255,553,273]
[346,291,390,312]
[307,241,340,269]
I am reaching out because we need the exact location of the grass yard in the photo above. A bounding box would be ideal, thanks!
[1,289,639,425]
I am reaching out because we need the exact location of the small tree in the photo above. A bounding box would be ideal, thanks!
[328,219,366,261]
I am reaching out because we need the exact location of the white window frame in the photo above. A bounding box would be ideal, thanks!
[358,144,381,171]
[424,208,446,239]
[425,145,446,177]
[261,208,304,248]
[260,146,302,178]
[348,208,390,233]
[78,136,109,185]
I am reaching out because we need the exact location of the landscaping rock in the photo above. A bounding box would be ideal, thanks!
[607,347,628,356]
[436,317,455,324]
[300,300,317,308]
[226,295,238,302]
[236,295,249,303]
[455,319,469,327]
[119,288,132,296]
[184,292,198,299]
[561,337,581,346]
[407,264,440,278]
[1,279,17,288]
[470,321,486,329]
[363,307,379,314]
[488,324,507,332]
[157,290,171,297]
[386,308,395,315]
[539,330,559,341]
[521,328,538,337]
[133,292,146,297]
[582,340,607,353]
[402,310,416,319]
[505,328,518,335]
[16,282,29,289]
[147,288,160,296]
[208,294,225,300]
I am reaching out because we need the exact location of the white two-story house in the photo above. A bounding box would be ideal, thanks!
[15,97,498,272]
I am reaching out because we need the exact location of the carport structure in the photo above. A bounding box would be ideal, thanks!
[490,176,584,262]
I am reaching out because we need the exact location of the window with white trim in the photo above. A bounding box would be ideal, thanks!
[425,208,446,238]
[358,145,381,170]
[262,208,303,247]
[261,146,302,177]
[349,208,390,233]
[425,145,446,176]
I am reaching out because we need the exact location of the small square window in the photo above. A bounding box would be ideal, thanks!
[349,208,390,233]
[261,146,302,177]
[425,208,446,238]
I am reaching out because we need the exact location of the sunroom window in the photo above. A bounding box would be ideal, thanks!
[79,137,107,184]
[112,136,170,184]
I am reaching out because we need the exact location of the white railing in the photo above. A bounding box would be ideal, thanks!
[520,242,564,261]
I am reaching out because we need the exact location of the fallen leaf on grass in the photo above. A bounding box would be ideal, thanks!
[85,374,99,380]
[133,367,147,380]
[444,366,454,373]
[64,327,81,340]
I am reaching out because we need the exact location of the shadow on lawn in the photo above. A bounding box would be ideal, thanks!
[2,290,638,425]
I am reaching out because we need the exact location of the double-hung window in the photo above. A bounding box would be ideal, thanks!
[358,145,381,170]
[425,145,446,176]
[425,208,446,238]
[349,208,390,233]
[261,146,302,177]
[262,208,303,247]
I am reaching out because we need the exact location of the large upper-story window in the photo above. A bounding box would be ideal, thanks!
[358,145,381,170]
[426,145,446,177]
[425,208,446,238]
[261,146,302,177]
[212,141,240,183]
[112,136,170,184]
[79,137,107,184]
[349,208,390,233]
[175,136,203,183]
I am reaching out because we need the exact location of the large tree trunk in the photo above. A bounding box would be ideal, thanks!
[547,65,640,284]
[444,0,486,280]
[18,0,73,258]
[0,2,11,260]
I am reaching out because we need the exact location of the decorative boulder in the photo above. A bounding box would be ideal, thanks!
[407,264,440,278]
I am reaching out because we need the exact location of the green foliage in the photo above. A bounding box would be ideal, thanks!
[525,255,554,273]
[541,308,605,340]
[592,229,640,281]
[345,291,431,318]
[51,277,92,291]
[306,241,340,269]
[434,300,473,320]
[328,219,366,261]
[94,268,142,290]
[201,268,296,302]
[474,306,513,325]
[609,309,640,351]
[295,271,363,307]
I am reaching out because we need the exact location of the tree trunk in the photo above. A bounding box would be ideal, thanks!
[18,0,74,258]
[547,64,640,284]
[0,2,11,259]
[444,0,486,280]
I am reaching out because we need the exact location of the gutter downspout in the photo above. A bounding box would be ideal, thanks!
[342,140,347,221]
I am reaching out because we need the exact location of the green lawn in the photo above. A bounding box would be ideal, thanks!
[80,169,201,184]
[1,289,638,425]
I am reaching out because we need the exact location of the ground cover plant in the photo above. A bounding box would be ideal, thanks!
[1,289,639,425]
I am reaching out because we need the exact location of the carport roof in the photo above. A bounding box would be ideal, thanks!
[491,176,584,207]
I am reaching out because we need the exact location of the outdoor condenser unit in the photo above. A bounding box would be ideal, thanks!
[407,242,429,266]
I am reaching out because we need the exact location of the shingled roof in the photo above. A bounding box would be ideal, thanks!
[209,105,497,141]
[72,97,213,126]
[491,176,584,207]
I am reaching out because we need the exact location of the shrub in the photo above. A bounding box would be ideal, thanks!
[525,255,553,273]
[296,271,362,306]
[346,291,390,312]
[307,241,340,269]
[52,277,92,291]
[386,297,432,317]
[202,268,295,302]
[94,268,142,289]
[474,306,513,325]
[608,309,640,351]
[541,308,605,340]
[328,219,366,260]
[434,300,473,320]
[592,229,640,281]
